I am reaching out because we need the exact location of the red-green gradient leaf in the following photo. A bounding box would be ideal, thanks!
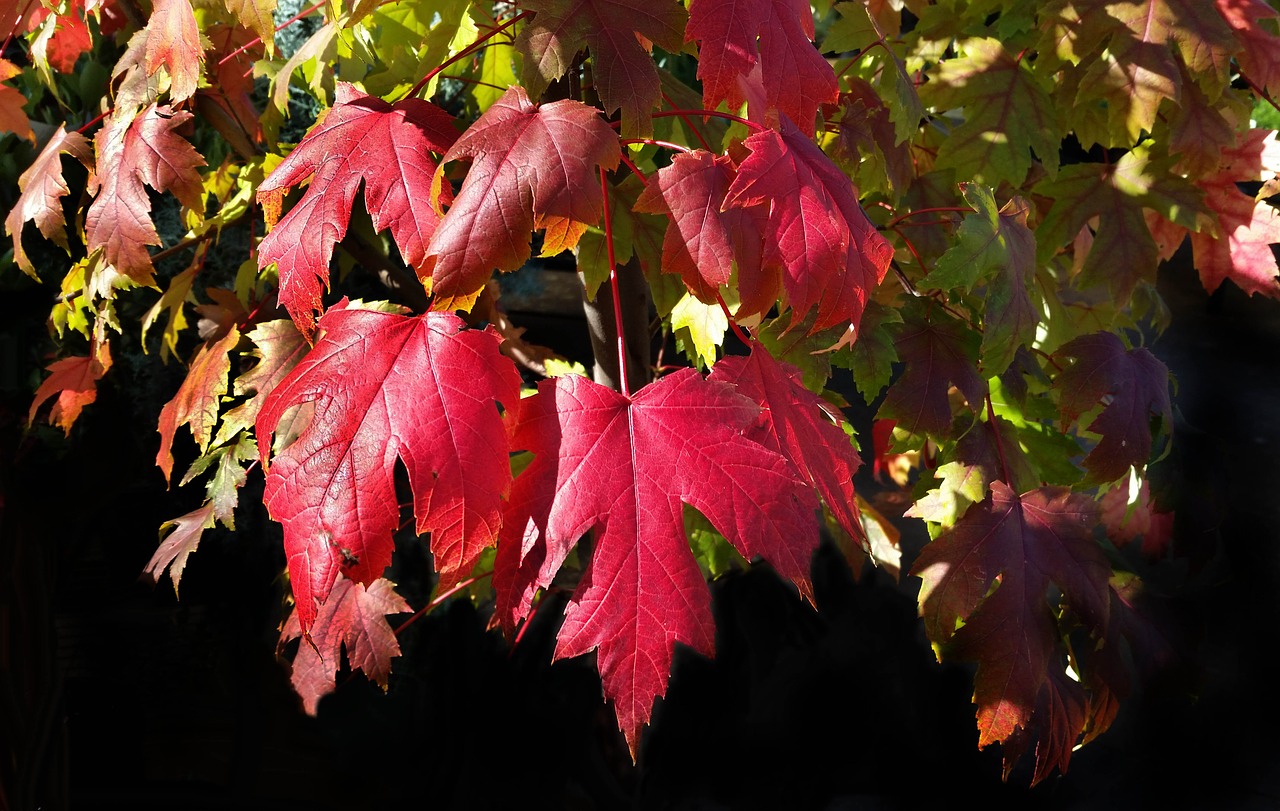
[632,149,766,305]
[144,0,204,102]
[723,119,893,333]
[919,38,1060,188]
[685,0,837,132]
[257,307,520,631]
[710,342,862,543]
[5,124,92,278]
[280,575,412,714]
[86,104,206,281]
[156,327,241,484]
[493,369,818,756]
[426,86,621,312]
[912,482,1110,783]
[516,0,686,137]
[1053,332,1172,484]
[256,83,459,333]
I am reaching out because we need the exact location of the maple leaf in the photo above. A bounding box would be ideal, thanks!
[156,328,241,484]
[493,369,818,756]
[516,0,686,137]
[685,0,837,132]
[27,0,95,76]
[1099,479,1173,559]
[912,482,1111,783]
[144,0,205,102]
[710,342,863,544]
[27,341,113,434]
[257,306,520,631]
[256,83,459,332]
[878,301,986,438]
[144,502,216,596]
[723,119,893,333]
[907,416,1037,528]
[918,38,1060,188]
[922,183,1037,373]
[223,0,278,54]
[632,149,766,307]
[0,58,34,142]
[5,124,93,279]
[425,86,621,311]
[1186,129,1280,298]
[180,432,257,528]
[280,575,412,714]
[86,104,207,282]
[1052,332,1172,484]
[1216,0,1280,99]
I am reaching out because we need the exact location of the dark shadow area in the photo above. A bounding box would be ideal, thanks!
[3,251,1279,810]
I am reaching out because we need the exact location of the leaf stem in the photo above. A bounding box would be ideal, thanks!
[985,394,1013,486]
[660,91,713,152]
[1,0,37,53]
[620,137,692,153]
[601,167,631,397]
[394,572,493,636]
[617,152,649,185]
[649,109,766,133]
[218,0,324,66]
[76,109,109,134]
[716,292,750,345]
[1239,71,1280,114]
[886,206,968,228]
[408,10,528,99]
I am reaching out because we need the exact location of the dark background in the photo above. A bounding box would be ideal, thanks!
[3,250,1280,810]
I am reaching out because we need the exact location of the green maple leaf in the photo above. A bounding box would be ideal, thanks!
[918,37,1061,188]
[922,184,1036,374]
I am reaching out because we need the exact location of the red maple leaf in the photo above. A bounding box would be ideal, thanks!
[1216,0,1280,99]
[1052,332,1172,484]
[723,119,893,333]
[257,306,520,631]
[685,0,837,132]
[1188,129,1280,298]
[632,149,767,308]
[27,341,113,434]
[5,124,92,278]
[280,574,412,714]
[86,104,206,281]
[425,86,621,311]
[878,303,986,438]
[710,342,863,544]
[493,369,818,756]
[912,482,1111,783]
[26,0,95,74]
[256,83,459,332]
[516,0,686,137]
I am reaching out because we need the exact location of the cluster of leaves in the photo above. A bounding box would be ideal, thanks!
[5,0,1280,783]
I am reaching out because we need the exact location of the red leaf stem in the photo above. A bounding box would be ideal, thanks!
[620,137,692,153]
[219,0,323,66]
[394,572,491,636]
[1,0,37,53]
[600,167,630,397]
[716,291,750,344]
[661,91,712,152]
[408,11,528,99]
[985,394,1012,485]
[648,109,766,133]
